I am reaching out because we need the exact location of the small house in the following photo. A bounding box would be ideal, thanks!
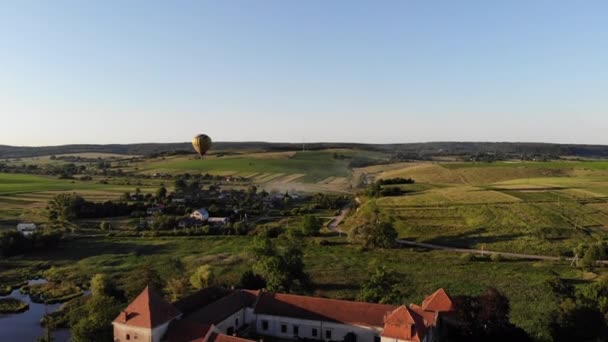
[190,208,210,221]
[207,217,229,225]
[16,223,37,236]
[147,205,165,215]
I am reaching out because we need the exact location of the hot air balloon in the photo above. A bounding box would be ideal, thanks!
[192,134,212,158]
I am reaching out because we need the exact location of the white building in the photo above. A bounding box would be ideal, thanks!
[16,223,37,236]
[190,208,210,221]
[113,287,455,342]
[207,217,229,225]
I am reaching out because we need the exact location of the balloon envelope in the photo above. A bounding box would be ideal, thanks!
[192,134,212,157]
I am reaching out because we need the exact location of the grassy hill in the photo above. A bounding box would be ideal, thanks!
[353,160,608,255]
[4,141,608,158]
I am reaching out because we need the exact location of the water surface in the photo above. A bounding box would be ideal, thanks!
[0,279,70,342]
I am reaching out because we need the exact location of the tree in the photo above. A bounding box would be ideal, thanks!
[166,277,190,301]
[357,266,403,304]
[478,288,511,331]
[190,265,214,289]
[69,295,122,342]
[449,288,532,341]
[550,297,608,341]
[156,187,167,199]
[576,278,608,321]
[90,273,113,297]
[365,182,382,197]
[349,220,397,248]
[238,270,266,290]
[48,193,85,221]
[124,264,164,299]
[348,203,397,248]
[301,215,322,236]
[249,235,310,293]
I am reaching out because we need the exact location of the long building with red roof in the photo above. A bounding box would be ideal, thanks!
[113,286,455,342]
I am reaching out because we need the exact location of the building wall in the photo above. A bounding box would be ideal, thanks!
[112,321,171,342]
[381,333,432,342]
[255,314,382,342]
[214,308,247,334]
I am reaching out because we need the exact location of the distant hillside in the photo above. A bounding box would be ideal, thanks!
[1,141,608,159]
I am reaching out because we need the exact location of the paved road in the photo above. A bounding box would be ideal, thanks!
[396,239,608,265]
[328,207,348,233]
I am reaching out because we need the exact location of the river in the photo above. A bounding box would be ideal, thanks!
[0,279,70,342]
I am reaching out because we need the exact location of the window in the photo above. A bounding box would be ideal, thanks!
[293,325,299,336]
[262,320,269,330]
[235,318,239,326]
[374,336,380,342]
[227,327,234,335]
[312,328,318,337]
[126,334,131,341]
[326,330,332,339]
[281,324,287,333]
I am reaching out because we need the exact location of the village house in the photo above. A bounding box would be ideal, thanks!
[190,208,210,221]
[113,286,456,342]
[207,217,229,226]
[147,205,165,216]
[16,223,37,236]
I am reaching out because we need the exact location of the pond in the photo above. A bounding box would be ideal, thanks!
[0,279,70,342]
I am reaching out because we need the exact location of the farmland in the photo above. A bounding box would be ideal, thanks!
[2,151,608,340]
[135,150,383,182]
[354,160,608,256]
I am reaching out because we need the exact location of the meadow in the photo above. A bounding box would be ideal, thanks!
[0,235,585,339]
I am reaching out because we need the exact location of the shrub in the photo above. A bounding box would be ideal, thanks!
[460,253,475,262]
[491,253,504,262]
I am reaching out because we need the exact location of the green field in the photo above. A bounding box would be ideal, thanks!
[442,160,608,171]
[0,173,110,195]
[137,150,384,184]
[2,154,608,340]
[0,173,160,224]
[354,161,608,255]
[0,235,584,339]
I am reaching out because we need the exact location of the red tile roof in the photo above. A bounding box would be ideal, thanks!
[381,306,428,342]
[421,288,455,313]
[166,321,212,342]
[184,290,259,325]
[254,292,397,327]
[409,304,437,326]
[174,286,231,314]
[206,332,255,342]
[113,286,181,328]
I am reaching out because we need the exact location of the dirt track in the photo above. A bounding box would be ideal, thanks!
[396,239,608,265]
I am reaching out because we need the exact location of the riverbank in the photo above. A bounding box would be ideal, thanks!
[0,298,29,313]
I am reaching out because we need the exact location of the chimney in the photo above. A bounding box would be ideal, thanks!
[121,311,129,321]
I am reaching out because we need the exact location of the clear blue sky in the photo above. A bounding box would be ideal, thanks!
[1,0,607,146]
